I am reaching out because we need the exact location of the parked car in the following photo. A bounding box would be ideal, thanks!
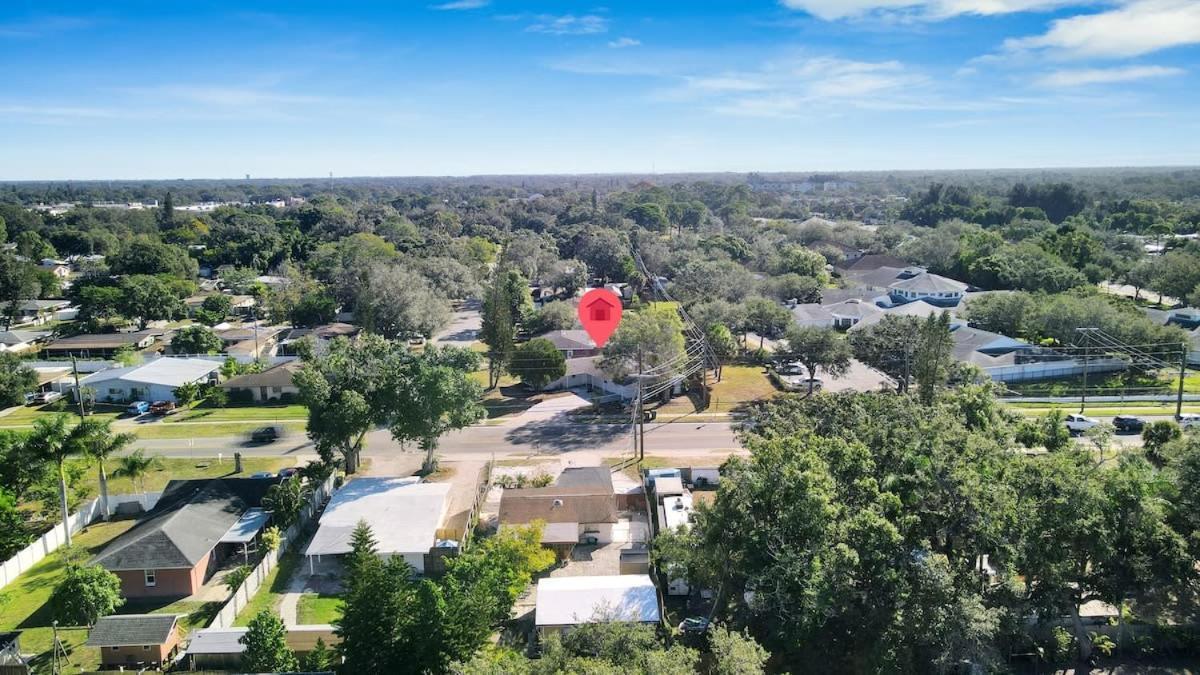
[1112,415,1145,433]
[126,401,151,416]
[31,391,63,405]
[1178,413,1200,429]
[579,533,600,546]
[249,471,275,479]
[678,617,711,635]
[277,467,299,479]
[776,362,805,376]
[1064,413,1100,434]
[249,425,283,444]
[148,400,176,416]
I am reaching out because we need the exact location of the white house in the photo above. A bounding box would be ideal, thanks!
[0,330,51,353]
[305,477,451,575]
[544,357,635,402]
[887,272,967,307]
[80,357,221,403]
[535,575,661,634]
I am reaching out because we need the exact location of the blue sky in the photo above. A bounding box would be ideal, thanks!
[2,0,1198,179]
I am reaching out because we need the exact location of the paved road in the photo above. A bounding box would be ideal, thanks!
[133,420,744,461]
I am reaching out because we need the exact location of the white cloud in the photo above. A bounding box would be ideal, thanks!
[778,0,1085,21]
[526,15,609,35]
[1034,64,1184,86]
[1004,0,1200,58]
[608,37,641,48]
[429,0,489,10]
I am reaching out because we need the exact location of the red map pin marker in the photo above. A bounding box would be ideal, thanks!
[578,288,623,348]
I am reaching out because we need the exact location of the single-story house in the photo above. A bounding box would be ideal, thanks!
[220,360,302,402]
[305,477,451,575]
[537,330,599,359]
[39,259,72,278]
[92,478,276,599]
[887,272,968,307]
[544,357,635,401]
[824,299,883,330]
[535,575,660,634]
[791,304,836,329]
[80,357,221,403]
[500,467,618,544]
[276,323,360,357]
[848,300,963,332]
[86,614,181,670]
[0,299,73,327]
[0,330,50,354]
[41,330,160,358]
[807,238,864,262]
[213,326,285,359]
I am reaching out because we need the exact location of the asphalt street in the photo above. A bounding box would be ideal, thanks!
[132,420,744,461]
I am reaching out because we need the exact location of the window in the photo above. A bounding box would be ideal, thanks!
[271,386,282,394]
[111,647,120,652]
[143,646,151,651]
[144,569,156,587]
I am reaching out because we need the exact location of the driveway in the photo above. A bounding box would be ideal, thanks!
[433,299,482,347]
[504,391,593,425]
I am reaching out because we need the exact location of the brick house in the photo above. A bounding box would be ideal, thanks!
[91,478,275,599]
[86,614,181,670]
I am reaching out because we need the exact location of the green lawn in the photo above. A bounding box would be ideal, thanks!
[0,520,135,674]
[168,403,308,423]
[234,551,300,626]
[297,594,342,625]
[128,420,307,440]
[653,364,777,416]
[67,456,296,497]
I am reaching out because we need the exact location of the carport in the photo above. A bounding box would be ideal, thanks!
[219,508,270,565]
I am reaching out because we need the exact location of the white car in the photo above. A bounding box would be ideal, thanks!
[1178,413,1200,430]
[1064,413,1100,434]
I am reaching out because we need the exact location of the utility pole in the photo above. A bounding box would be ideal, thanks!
[636,348,645,464]
[71,356,87,419]
[1078,329,1092,414]
[1178,341,1188,420]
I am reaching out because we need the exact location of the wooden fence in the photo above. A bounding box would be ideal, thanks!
[207,474,337,630]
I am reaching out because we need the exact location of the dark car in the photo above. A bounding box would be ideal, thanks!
[1112,416,1145,433]
[148,400,176,416]
[249,425,283,444]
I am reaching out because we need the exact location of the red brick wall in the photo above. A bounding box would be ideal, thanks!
[115,550,210,599]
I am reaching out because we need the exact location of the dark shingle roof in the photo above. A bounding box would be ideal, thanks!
[555,467,614,492]
[92,478,275,571]
[86,614,178,647]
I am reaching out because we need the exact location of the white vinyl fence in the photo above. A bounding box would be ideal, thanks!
[0,491,162,590]
[208,474,337,630]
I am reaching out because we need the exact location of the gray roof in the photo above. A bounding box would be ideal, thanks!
[538,330,596,351]
[889,272,968,294]
[86,614,178,647]
[555,467,615,492]
[44,330,160,350]
[840,266,907,289]
[220,360,302,389]
[824,300,883,320]
[92,478,275,571]
[0,330,50,345]
[791,303,835,323]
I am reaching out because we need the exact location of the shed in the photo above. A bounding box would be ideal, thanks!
[86,614,181,670]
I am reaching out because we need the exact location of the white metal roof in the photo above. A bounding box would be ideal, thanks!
[186,628,247,655]
[219,508,270,544]
[535,575,661,627]
[305,477,450,557]
[661,493,694,532]
[81,357,220,388]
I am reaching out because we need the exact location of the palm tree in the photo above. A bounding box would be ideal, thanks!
[74,420,137,520]
[24,415,76,546]
[114,450,163,509]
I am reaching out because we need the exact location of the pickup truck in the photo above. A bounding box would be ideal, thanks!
[1064,413,1100,434]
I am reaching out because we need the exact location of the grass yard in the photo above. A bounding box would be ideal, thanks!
[652,364,777,416]
[66,456,296,496]
[297,594,342,625]
[234,551,300,626]
[0,520,134,673]
[1007,401,1200,417]
[169,403,308,423]
[128,420,307,440]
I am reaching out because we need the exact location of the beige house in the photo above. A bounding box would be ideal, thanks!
[219,360,302,401]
